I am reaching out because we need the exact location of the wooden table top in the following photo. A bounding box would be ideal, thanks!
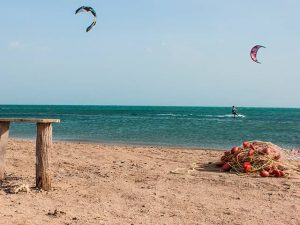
[0,118,60,123]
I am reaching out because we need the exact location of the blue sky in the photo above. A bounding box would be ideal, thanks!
[0,1,299,107]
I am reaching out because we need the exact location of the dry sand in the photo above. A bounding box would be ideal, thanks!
[0,139,299,225]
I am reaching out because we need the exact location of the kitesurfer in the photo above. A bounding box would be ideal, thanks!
[232,106,238,118]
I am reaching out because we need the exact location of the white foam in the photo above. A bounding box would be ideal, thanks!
[215,114,246,118]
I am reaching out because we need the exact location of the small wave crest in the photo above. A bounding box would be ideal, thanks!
[155,113,246,119]
[203,114,246,118]
[157,113,178,116]
[216,114,246,118]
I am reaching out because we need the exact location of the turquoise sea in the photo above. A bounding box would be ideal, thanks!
[0,105,299,149]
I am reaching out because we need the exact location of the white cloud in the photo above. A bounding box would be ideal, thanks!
[161,41,167,47]
[9,41,22,49]
[145,47,153,53]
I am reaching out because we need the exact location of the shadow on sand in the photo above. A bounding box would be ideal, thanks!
[170,162,223,175]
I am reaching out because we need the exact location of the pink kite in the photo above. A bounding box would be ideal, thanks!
[250,45,265,64]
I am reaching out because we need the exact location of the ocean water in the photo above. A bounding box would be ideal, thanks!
[0,105,299,149]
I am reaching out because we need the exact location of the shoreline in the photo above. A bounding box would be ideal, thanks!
[10,136,227,152]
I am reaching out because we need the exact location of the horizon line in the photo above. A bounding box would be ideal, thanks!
[0,104,299,109]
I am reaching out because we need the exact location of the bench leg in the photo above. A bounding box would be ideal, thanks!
[36,123,52,191]
[0,122,10,180]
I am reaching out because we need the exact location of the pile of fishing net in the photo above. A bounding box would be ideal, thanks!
[218,141,300,177]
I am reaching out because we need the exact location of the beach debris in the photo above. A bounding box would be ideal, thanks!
[10,184,30,194]
[170,168,189,174]
[250,45,266,64]
[75,6,97,32]
[218,141,300,177]
[46,209,66,218]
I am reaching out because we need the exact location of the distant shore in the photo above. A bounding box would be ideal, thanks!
[1,139,299,225]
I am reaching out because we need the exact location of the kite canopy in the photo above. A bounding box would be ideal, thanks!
[250,45,265,64]
[75,6,97,32]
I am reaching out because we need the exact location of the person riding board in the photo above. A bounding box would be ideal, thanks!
[232,106,238,118]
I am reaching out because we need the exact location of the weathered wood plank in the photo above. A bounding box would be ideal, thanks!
[0,118,60,123]
[36,123,52,191]
[0,122,10,180]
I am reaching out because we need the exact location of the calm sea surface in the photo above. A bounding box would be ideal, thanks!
[0,105,299,149]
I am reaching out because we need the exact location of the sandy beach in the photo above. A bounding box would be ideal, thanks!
[0,139,299,225]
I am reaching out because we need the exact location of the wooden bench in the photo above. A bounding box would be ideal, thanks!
[0,118,60,191]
